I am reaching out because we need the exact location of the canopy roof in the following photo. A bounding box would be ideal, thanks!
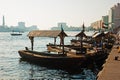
[92,32,109,38]
[27,30,67,38]
[75,31,87,37]
[92,32,101,38]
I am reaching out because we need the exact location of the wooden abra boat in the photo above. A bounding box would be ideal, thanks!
[18,29,87,68]
[18,50,86,68]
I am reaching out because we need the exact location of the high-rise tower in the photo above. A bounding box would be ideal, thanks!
[108,3,120,28]
[2,15,5,27]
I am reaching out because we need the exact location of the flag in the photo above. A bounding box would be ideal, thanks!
[102,22,108,29]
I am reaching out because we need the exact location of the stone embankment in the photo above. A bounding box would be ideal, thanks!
[97,33,120,80]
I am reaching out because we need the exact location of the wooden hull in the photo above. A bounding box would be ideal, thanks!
[18,50,86,69]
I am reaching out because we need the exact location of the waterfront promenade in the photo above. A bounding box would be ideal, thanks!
[97,41,120,80]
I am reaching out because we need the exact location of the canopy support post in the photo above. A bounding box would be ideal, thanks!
[54,37,56,45]
[60,31,65,55]
[29,37,34,51]
[80,34,83,54]
[62,37,65,54]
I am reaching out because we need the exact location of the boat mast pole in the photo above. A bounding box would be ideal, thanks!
[61,25,65,54]
[81,23,85,54]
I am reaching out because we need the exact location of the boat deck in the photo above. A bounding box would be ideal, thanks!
[22,50,87,58]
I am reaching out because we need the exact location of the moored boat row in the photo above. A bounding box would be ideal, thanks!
[18,26,115,69]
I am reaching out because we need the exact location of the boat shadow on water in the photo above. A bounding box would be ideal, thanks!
[19,57,99,80]
[19,55,103,75]
[19,57,84,74]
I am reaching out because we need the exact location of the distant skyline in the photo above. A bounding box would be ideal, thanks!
[0,0,120,30]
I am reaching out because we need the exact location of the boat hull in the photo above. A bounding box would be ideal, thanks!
[11,33,22,36]
[18,50,86,69]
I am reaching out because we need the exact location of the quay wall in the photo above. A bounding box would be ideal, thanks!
[97,43,120,80]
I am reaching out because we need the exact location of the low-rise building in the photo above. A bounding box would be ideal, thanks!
[91,20,102,30]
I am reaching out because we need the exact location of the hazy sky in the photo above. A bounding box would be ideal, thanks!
[0,0,119,29]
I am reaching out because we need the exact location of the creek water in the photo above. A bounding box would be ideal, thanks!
[0,31,98,80]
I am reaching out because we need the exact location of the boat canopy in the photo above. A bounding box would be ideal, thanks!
[27,30,67,51]
[92,32,109,38]
[92,32,101,38]
[75,31,87,38]
[27,30,68,38]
